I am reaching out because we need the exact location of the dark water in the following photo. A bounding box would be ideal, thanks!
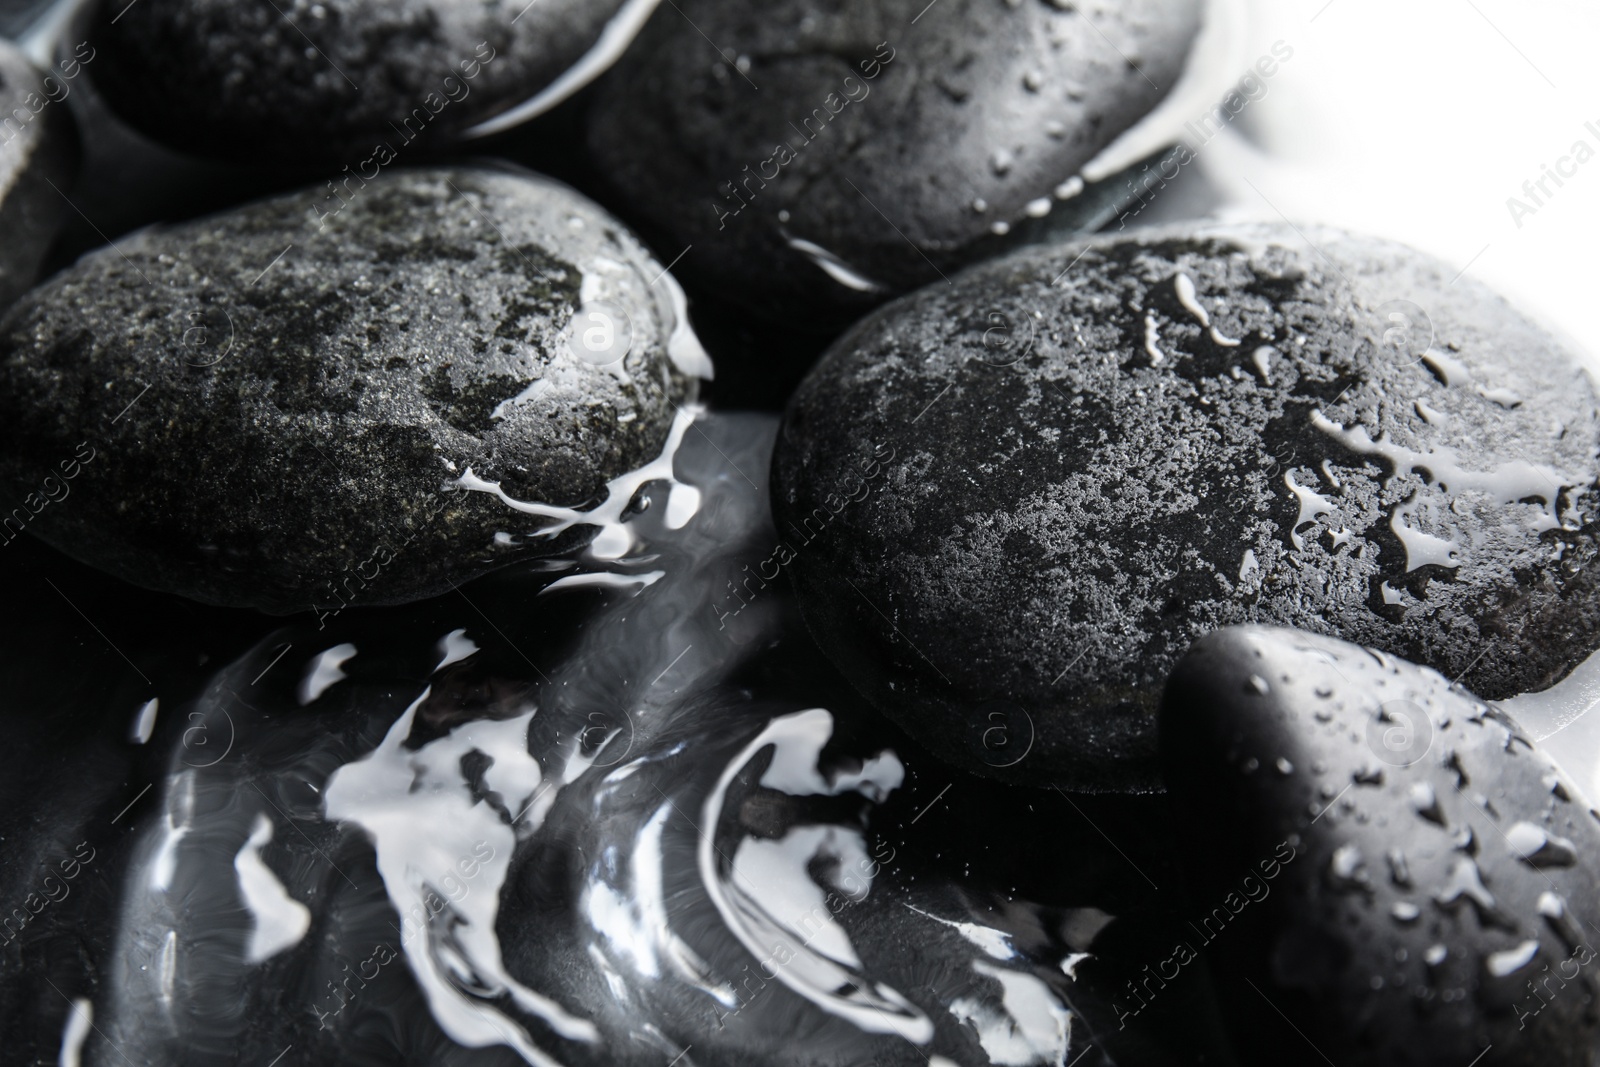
[1,412,1231,1067]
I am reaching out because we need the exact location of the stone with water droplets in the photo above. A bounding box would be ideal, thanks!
[84,0,645,158]
[0,166,708,613]
[1161,624,1600,1066]
[773,221,1600,790]
[0,39,80,313]
[586,0,1204,321]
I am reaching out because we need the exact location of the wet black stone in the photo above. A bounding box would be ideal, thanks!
[586,0,1202,322]
[0,38,80,313]
[1161,625,1600,1067]
[0,164,704,614]
[84,0,632,159]
[771,222,1600,791]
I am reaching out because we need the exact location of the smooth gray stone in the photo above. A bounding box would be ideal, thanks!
[588,0,1205,319]
[1162,625,1600,1066]
[85,0,641,158]
[0,37,79,312]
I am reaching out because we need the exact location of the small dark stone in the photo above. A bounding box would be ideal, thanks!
[85,0,645,159]
[0,165,710,614]
[587,0,1204,321]
[1160,625,1600,1066]
[0,38,80,312]
[771,222,1600,791]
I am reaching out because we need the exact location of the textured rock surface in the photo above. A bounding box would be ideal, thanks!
[1161,625,1600,1066]
[588,0,1204,320]
[772,221,1600,791]
[0,38,79,312]
[0,164,709,614]
[86,0,644,158]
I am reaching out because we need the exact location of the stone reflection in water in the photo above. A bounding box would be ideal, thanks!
[63,414,1192,1067]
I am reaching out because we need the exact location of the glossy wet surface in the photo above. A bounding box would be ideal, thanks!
[0,413,1227,1066]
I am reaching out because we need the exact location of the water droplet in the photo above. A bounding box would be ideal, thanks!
[1410,782,1444,824]
[1252,346,1275,384]
[990,148,1015,176]
[1507,821,1578,868]
[1247,674,1270,696]
[1425,944,1448,968]
[1485,939,1540,978]
[1024,197,1052,219]
[1022,70,1043,91]
[1328,844,1368,891]
[1283,470,1337,552]
[1275,757,1294,776]
[1241,757,1260,774]
[1053,177,1084,200]
[1386,848,1411,887]
[1392,901,1421,923]
[990,220,1011,236]
[1434,856,1509,928]
[1537,891,1566,920]
[1353,762,1384,786]
[971,198,988,214]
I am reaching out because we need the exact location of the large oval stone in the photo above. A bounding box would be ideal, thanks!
[771,221,1600,791]
[587,0,1209,320]
[0,165,710,614]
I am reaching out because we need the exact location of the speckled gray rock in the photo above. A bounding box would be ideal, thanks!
[0,39,79,312]
[1161,625,1600,1066]
[0,165,711,614]
[587,0,1204,321]
[772,221,1600,791]
[86,0,646,159]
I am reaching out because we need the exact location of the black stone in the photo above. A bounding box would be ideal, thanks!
[1161,624,1600,1066]
[0,38,80,313]
[587,0,1203,321]
[772,221,1600,791]
[0,164,707,614]
[85,0,638,159]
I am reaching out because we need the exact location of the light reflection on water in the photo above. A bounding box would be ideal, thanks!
[70,414,1195,1067]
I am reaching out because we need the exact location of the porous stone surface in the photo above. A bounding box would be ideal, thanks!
[0,165,709,614]
[773,221,1600,790]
